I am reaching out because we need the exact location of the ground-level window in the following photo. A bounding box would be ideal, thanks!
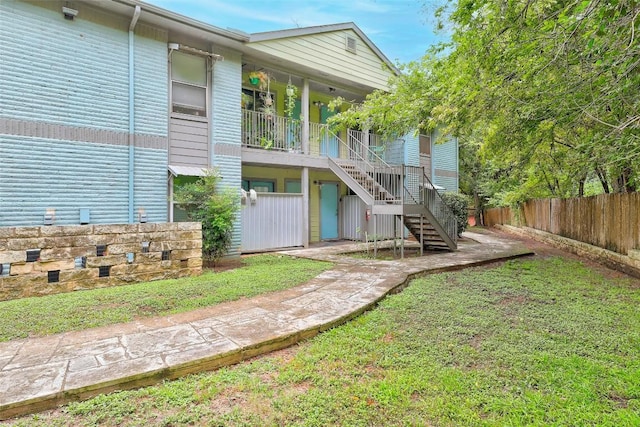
[242,179,275,193]
[285,180,301,193]
[172,175,200,222]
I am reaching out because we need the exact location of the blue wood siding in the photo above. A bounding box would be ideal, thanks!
[0,1,129,130]
[403,132,420,167]
[1,138,129,225]
[134,24,169,136]
[211,48,243,254]
[0,1,169,226]
[432,128,459,193]
[134,148,168,222]
[384,139,404,165]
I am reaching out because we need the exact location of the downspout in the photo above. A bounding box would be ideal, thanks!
[128,5,141,223]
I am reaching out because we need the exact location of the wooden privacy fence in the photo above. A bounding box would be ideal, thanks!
[484,192,640,256]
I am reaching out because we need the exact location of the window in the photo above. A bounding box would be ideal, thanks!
[242,179,275,193]
[419,134,431,155]
[171,51,207,117]
[172,175,200,222]
[285,180,301,193]
[242,88,276,112]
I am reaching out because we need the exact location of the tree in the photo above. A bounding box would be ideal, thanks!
[330,0,640,206]
[173,170,239,263]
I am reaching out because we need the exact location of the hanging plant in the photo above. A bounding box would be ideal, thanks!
[248,71,262,86]
[248,70,272,91]
[285,77,298,119]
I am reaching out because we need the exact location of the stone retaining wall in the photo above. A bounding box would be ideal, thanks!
[0,223,202,301]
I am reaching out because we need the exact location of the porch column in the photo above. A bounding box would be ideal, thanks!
[301,78,310,155]
[362,125,370,160]
[302,167,309,247]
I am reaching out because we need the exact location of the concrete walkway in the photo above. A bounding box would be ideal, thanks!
[0,232,533,420]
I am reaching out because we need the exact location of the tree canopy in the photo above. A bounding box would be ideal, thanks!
[331,0,639,206]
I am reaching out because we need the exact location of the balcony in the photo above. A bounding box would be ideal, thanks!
[242,109,302,152]
[241,109,399,163]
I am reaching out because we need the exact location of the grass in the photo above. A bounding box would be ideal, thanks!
[7,256,640,426]
[0,255,331,341]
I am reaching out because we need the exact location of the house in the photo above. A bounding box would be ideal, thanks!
[0,0,459,254]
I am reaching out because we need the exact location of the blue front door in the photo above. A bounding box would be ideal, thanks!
[320,106,339,157]
[320,183,339,239]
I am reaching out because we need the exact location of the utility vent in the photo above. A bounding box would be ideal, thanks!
[48,270,60,283]
[98,265,111,278]
[96,245,107,257]
[345,35,357,54]
[26,249,41,263]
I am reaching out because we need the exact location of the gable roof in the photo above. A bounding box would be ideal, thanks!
[250,22,400,76]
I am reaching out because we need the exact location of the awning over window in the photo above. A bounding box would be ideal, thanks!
[168,165,207,177]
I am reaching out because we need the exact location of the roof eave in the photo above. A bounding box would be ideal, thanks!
[110,0,249,42]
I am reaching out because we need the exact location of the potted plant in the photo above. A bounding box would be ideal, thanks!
[248,71,263,86]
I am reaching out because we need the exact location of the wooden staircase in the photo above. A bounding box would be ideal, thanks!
[329,158,457,251]
[403,214,454,250]
[334,161,396,203]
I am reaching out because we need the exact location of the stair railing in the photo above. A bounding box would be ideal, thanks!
[321,127,401,204]
[404,166,458,245]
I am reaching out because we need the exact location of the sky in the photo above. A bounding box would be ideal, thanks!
[145,0,447,65]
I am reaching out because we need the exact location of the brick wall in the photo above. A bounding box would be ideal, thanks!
[0,223,202,301]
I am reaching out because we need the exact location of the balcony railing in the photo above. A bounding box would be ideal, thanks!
[242,109,302,152]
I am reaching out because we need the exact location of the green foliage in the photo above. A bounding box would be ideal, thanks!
[0,255,332,341]
[284,83,298,119]
[173,169,238,262]
[440,191,469,235]
[330,1,640,205]
[16,257,640,426]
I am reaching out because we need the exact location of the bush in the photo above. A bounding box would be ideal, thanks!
[440,192,469,236]
[173,170,238,263]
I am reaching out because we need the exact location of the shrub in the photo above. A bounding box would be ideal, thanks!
[173,170,238,263]
[440,192,469,236]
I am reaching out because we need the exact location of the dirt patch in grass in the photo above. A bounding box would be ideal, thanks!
[204,257,246,272]
[488,227,636,281]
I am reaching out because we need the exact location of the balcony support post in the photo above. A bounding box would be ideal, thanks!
[302,78,310,155]
[302,167,309,248]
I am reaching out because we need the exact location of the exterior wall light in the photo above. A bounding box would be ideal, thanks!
[62,6,78,20]
[44,208,56,226]
[138,208,148,223]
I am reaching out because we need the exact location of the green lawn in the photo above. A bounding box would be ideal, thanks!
[0,255,331,341]
[8,256,640,426]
